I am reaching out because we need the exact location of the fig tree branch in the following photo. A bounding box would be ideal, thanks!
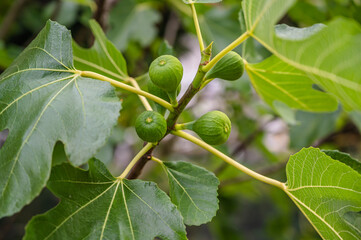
[126,44,212,178]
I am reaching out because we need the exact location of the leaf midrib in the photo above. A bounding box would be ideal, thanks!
[100,181,121,240]
[286,191,343,239]
[246,64,309,109]
[122,181,185,239]
[1,75,79,199]
[246,0,278,34]
[73,56,126,81]
[121,180,135,240]
[0,74,75,116]
[0,68,75,82]
[287,185,361,195]
[250,33,361,93]
[166,168,208,219]
[90,23,127,78]
[44,181,117,240]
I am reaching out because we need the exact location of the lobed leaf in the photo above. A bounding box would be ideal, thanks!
[285,148,361,239]
[163,161,220,226]
[24,159,187,240]
[0,21,121,217]
[243,0,361,111]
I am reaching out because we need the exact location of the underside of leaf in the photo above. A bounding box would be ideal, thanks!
[243,0,361,111]
[285,148,361,239]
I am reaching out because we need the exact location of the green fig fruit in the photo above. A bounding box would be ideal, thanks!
[205,51,244,81]
[193,111,231,145]
[149,55,183,93]
[135,111,167,142]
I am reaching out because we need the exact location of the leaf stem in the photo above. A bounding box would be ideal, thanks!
[118,143,155,179]
[151,156,163,164]
[171,130,286,190]
[174,121,195,131]
[202,31,249,72]
[190,3,204,51]
[128,77,153,111]
[78,70,174,112]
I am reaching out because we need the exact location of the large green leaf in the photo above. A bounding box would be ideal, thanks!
[246,55,337,112]
[73,20,128,81]
[243,0,361,111]
[24,159,187,240]
[0,21,121,217]
[162,161,219,226]
[285,148,361,239]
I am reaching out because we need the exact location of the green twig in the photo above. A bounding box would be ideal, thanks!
[151,156,163,164]
[171,130,286,190]
[190,3,205,51]
[128,77,153,111]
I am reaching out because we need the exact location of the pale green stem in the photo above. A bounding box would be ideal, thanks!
[151,156,163,164]
[174,121,195,131]
[202,32,250,72]
[190,3,205,51]
[128,77,153,111]
[118,143,155,179]
[78,70,174,112]
[167,91,179,108]
[200,78,214,90]
[171,130,286,190]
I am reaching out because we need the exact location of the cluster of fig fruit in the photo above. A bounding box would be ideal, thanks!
[135,51,244,145]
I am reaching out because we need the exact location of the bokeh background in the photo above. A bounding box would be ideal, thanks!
[1,0,361,239]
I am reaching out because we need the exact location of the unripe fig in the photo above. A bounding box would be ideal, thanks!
[149,55,183,93]
[135,111,167,142]
[193,111,231,145]
[205,51,244,81]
